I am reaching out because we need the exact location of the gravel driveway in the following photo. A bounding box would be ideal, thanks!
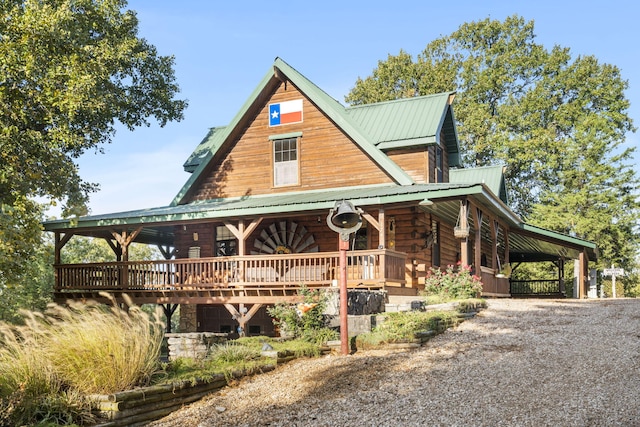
[149,298,640,426]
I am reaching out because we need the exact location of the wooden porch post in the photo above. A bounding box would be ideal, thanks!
[491,219,498,272]
[224,218,263,255]
[111,228,142,290]
[459,201,470,267]
[54,232,73,290]
[472,206,483,273]
[161,304,179,333]
[224,303,263,336]
[578,250,589,298]
[378,208,386,248]
[157,245,176,260]
[558,258,566,295]
[504,229,510,266]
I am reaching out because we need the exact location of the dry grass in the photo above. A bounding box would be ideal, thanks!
[0,293,164,426]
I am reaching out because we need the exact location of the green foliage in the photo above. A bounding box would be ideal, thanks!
[0,232,55,324]
[208,342,261,365]
[0,0,187,291]
[422,263,483,300]
[161,337,324,384]
[267,286,335,344]
[61,236,163,264]
[456,298,487,313]
[346,14,640,274]
[356,310,460,348]
[0,296,164,426]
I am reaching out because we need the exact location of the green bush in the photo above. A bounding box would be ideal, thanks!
[267,286,336,344]
[423,263,483,300]
[356,310,459,348]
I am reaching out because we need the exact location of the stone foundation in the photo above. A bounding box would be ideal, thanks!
[166,332,227,360]
[179,304,197,332]
[324,289,388,316]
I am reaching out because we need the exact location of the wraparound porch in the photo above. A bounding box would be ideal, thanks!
[53,249,408,305]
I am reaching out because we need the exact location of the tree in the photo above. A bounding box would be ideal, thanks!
[346,15,639,272]
[0,1,187,295]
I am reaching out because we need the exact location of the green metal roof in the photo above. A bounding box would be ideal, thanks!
[44,180,596,261]
[449,165,508,204]
[174,58,476,202]
[182,126,227,173]
[172,58,419,205]
[346,93,461,166]
[179,60,462,179]
[45,183,476,230]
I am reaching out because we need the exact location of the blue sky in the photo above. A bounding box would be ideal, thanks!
[73,0,640,215]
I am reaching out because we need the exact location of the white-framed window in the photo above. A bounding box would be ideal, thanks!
[273,137,298,186]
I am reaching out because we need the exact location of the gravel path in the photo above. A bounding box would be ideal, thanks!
[149,299,640,426]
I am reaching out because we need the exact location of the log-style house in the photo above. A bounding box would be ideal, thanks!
[44,58,597,336]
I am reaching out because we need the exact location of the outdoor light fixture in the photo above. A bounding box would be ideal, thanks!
[419,198,434,206]
[327,200,363,356]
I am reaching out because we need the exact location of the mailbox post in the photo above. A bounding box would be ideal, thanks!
[603,266,625,298]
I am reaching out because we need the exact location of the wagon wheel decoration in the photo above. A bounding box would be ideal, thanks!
[252,221,318,254]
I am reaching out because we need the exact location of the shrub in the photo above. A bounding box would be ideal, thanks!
[267,286,335,343]
[355,310,460,348]
[423,263,483,300]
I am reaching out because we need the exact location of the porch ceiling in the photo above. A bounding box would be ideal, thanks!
[419,199,596,262]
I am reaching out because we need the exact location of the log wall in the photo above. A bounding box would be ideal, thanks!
[189,82,394,202]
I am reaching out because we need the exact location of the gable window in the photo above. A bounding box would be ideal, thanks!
[435,146,443,183]
[273,137,299,187]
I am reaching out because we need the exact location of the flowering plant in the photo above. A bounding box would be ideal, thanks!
[423,262,483,300]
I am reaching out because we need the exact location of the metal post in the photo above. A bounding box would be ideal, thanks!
[339,236,349,355]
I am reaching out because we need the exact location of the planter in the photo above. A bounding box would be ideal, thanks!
[454,226,470,239]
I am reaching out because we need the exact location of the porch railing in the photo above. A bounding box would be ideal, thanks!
[510,279,562,296]
[54,249,407,292]
[478,266,510,296]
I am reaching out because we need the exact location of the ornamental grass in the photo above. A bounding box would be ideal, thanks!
[0,293,164,426]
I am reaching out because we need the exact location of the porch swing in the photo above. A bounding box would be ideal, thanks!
[453,201,470,239]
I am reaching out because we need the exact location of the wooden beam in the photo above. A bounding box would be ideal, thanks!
[223,303,264,335]
[472,206,482,271]
[157,244,176,260]
[361,212,380,231]
[110,227,142,261]
[491,219,498,271]
[225,218,263,256]
[104,238,122,259]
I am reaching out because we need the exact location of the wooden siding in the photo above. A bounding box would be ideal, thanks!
[387,149,428,183]
[189,82,394,202]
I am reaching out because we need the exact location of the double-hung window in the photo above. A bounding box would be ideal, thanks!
[272,136,299,187]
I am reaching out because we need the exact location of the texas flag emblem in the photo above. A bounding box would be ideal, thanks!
[269,99,303,126]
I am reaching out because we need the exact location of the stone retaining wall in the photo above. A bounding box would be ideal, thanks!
[165,332,227,360]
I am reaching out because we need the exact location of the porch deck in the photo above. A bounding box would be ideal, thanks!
[53,249,407,305]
